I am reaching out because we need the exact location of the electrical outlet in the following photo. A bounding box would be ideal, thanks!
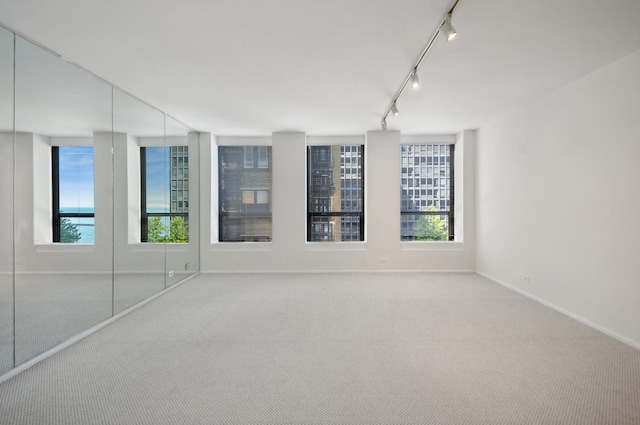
[519,274,531,283]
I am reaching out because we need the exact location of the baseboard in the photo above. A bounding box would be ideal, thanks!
[200,269,476,274]
[476,271,640,351]
[0,272,200,384]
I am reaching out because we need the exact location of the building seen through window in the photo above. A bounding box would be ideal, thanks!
[219,146,272,242]
[307,145,364,242]
[400,144,454,241]
[141,146,189,243]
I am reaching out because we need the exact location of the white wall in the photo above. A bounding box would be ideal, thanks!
[200,130,476,272]
[476,48,640,348]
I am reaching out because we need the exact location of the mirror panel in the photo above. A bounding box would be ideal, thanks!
[13,36,113,364]
[0,24,200,377]
[0,26,14,374]
[112,89,166,313]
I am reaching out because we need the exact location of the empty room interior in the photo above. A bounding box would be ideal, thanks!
[0,0,639,423]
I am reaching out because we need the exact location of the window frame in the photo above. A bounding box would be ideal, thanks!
[218,145,273,242]
[51,146,95,243]
[140,146,189,243]
[307,144,365,242]
[400,143,455,241]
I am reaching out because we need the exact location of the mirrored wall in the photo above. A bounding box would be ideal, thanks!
[0,25,14,376]
[0,26,200,376]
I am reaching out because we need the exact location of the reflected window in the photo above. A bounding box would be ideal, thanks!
[307,145,364,242]
[140,146,189,243]
[52,146,95,243]
[219,146,272,242]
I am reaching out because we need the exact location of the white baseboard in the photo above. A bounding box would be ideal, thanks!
[200,269,476,274]
[476,271,640,351]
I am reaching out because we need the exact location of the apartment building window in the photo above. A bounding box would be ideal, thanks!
[219,146,272,242]
[307,145,364,242]
[140,146,189,243]
[52,146,95,243]
[400,144,454,241]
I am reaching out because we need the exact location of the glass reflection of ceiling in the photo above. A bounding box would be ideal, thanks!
[0,28,192,138]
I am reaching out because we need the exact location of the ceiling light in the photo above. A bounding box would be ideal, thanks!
[410,69,420,89]
[391,102,399,116]
[440,13,457,42]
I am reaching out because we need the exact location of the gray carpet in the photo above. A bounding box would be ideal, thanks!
[0,273,639,424]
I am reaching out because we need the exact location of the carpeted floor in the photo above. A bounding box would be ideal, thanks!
[0,272,639,424]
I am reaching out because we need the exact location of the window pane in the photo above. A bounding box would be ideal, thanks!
[400,214,449,241]
[143,146,189,243]
[257,147,269,169]
[308,145,363,214]
[58,146,94,214]
[308,145,364,242]
[145,147,170,214]
[256,190,269,204]
[219,146,272,242]
[57,146,94,244]
[58,217,95,243]
[400,143,453,241]
[242,190,255,204]
[308,216,362,242]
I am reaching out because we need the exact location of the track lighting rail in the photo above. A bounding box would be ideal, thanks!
[381,0,460,130]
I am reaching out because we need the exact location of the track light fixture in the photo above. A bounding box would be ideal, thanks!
[410,69,420,89]
[380,0,460,130]
[440,13,457,42]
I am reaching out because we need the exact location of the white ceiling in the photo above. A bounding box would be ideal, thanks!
[1,0,640,136]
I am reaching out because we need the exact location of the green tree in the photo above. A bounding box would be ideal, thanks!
[415,206,448,241]
[168,216,189,243]
[147,217,167,242]
[146,216,188,243]
[60,218,82,243]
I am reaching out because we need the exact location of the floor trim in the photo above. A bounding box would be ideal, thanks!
[477,271,640,351]
[200,269,476,274]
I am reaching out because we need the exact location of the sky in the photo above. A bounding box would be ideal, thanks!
[145,147,170,212]
[58,145,170,212]
[59,146,94,210]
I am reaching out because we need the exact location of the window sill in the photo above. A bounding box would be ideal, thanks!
[126,243,190,252]
[401,241,463,251]
[210,242,272,252]
[305,242,368,251]
[35,244,95,253]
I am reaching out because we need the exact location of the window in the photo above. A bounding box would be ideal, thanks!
[52,146,95,243]
[219,146,272,242]
[140,146,189,243]
[307,145,364,242]
[400,144,454,241]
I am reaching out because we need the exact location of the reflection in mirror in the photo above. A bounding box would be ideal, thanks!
[0,27,14,374]
[0,26,200,377]
[13,36,113,364]
[165,116,199,287]
[112,89,166,313]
